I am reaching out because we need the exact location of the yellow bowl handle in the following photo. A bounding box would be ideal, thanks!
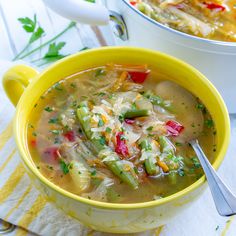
[2,65,39,106]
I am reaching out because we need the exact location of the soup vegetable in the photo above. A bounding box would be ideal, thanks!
[129,0,236,42]
[28,64,217,203]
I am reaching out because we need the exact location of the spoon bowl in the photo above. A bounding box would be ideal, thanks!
[190,140,236,216]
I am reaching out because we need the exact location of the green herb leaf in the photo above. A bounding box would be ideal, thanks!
[95,68,106,77]
[146,126,153,131]
[175,142,183,147]
[44,106,53,112]
[13,20,75,61]
[191,157,201,168]
[50,130,60,135]
[118,115,124,123]
[18,15,36,33]
[178,169,185,176]
[70,83,76,88]
[33,42,67,66]
[59,160,70,174]
[53,82,63,91]
[98,118,104,127]
[45,42,66,57]
[99,136,106,146]
[29,26,45,43]
[90,169,97,176]
[205,119,214,128]
[196,103,205,110]
[48,117,58,124]
[105,127,112,133]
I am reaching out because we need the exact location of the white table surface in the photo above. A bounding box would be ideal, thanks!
[0,0,236,235]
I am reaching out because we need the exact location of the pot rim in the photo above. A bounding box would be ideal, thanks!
[14,46,230,210]
[121,0,236,48]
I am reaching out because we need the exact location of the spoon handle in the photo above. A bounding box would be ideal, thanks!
[190,140,236,216]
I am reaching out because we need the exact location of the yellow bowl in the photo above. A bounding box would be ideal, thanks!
[2,47,230,233]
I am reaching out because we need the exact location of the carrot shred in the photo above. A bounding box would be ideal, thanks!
[107,63,148,72]
[101,114,108,124]
[157,160,169,173]
[111,71,128,91]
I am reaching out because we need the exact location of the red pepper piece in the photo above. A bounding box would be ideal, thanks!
[43,146,59,164]
[125,119,135,125]
[130,1,137,6]
[203,2,225,11]
[115,132,129,158]
[64,130,76,142]
[30,139,37,147]
[166,120,184,137]
[128,70,150,84]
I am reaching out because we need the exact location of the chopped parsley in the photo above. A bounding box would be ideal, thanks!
[205,119,214,128]
[48,117,58,124]
[118,115,124,123]
[53,82,63,91]
[120,134,127,141]
[191,157,201,168]
[146,126,153,131]
[99,92,106,96]
[133,166,138,174]
[28,123,34,128]
[99,136,106,146]
[178,169,185,177]
[59,160,70,174]
[50,130,60,135]
[105,127,112,133]
[71,100,78,108]
[95,68,106,77]
[70,83,76,88]
[175,142,183,147]
[47,165,54,170]
[90,169,97,176]
[98,118,104,127]
[171,155,184,163]
[81,96,89,100]
[131,103,137,110]
[54,137,60,144]
[44,106,53,112]
[196,103,205,110]
[32,131,37,137]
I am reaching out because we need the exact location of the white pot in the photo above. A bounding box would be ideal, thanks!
[43,0,236,113]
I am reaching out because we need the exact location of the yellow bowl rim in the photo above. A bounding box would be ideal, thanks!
[14,46,230,210]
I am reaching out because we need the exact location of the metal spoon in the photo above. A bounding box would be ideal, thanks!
[189,139,236,216]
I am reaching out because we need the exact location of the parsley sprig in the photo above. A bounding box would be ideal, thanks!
[31,42,67,66]
[13,14,45,60]
[13,16,76,61]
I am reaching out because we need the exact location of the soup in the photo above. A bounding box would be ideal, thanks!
[28,64,216,203]
[129,0,236,42]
